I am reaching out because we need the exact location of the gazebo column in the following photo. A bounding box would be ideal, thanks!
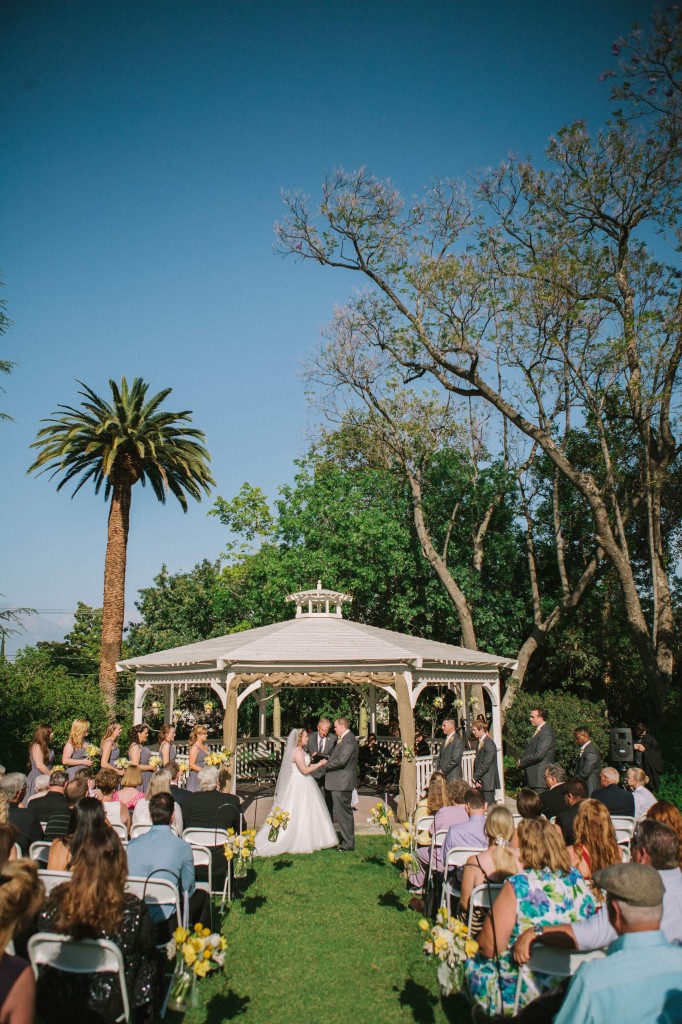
[272,694,282,738]
[395,672,416,821]
[221,672,238,789]
[369,684,377,734]
[164,683,173,725]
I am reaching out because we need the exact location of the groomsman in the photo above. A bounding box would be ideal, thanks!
[437,719,463,781]
[471,720,499,806]
[517,707,556,793]
[574,726,601,795]
[306,717,336,816]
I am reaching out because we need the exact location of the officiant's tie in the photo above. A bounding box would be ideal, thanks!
[319,736,325,754]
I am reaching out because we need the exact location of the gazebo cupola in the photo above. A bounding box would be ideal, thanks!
[286,581,352,618]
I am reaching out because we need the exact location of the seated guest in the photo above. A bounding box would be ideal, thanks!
[95,768,131,833]
[36,827,159,1024]
[47,797,108,871]
[44,777,88,840]
[73,766,101,800]
[182,766,240,887]
[625,767,657,820]
[540,764,567,820]
[414,771,448,846]
[513,819,682,969]
[0,793,20,868]
[555,778,587,846]
[0,774,43,855]
[407,779,470,892]
[166,761,189,808]
[126,792,211,939]
[512,788,544,845]
[467,817,597,1016]
[0,859,44,1024]
[414,731,430,758]
[28,769,68,821]
[647,800,682,868]
[553,864,682,1024]
[26,775,51,804]
[568,798,621,890]
[458,806,522,936]
[592,766,635,817]
[441,788,488,869]
[115,765,145,811]
[132,769,184,837]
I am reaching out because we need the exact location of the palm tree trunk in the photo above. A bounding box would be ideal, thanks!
[100,481,131,711]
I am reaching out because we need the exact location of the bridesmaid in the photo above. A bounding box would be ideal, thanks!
[186,725,209,793]
[128,724,155,793]
[62,720,93,781]
[26,724,54,798]
[158,723,177,766]
[100,722,125,778]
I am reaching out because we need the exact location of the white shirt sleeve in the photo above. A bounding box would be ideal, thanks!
[571,904,617,950]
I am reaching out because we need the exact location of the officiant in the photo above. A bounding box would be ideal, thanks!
[306,717,336,816]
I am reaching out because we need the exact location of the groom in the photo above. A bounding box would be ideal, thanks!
[324,717,359,851]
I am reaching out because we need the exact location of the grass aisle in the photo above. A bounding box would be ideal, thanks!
[180,837,469,1024]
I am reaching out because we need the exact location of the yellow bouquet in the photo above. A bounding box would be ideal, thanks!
[167,923,227,1011]
[113,756,131,770]
[388,822,419,876]
[86,744,101,761]
[224,828,257,878]
[420,907,478,995]
[367,801,394,836]
[265,806,290,843]
[147,754,162,771]
[205,746,232,767]
[176,754,190,776]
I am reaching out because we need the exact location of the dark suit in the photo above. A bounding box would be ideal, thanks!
[540,783,567,820]
[306,731,336,816]
[636,733,663,792]
[170,783,189,808]
[437,733,464,781]
[574,742,601,796]
[182,790,241,885]
[325,731,359,850]
[593,784,635,818]
[556,801,583,846]
[29,790,68,823]
[518,723,556,792]
[8,804,43,855]
[472,735,499,805]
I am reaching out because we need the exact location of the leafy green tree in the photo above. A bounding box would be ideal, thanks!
[37,602,102,676]
[28,378,214,710]
[126,561,225,656]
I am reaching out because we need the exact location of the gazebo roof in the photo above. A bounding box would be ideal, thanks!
[117,612,516,675]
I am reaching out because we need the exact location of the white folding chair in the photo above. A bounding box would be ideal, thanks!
[28,932,131,1023]
[29,841,52,866]
[611,815,636,847]
[125,876,184,939]
[512,944,606,1015]
[183,827,230,908]
[440,847,487,916]
[129,823,151,839]
[109,821,128,842]
[189,845,214,929]
[38,869,72,894]
[466,882,503,938]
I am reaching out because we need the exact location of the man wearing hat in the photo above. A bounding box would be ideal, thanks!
[552,862,682,1024]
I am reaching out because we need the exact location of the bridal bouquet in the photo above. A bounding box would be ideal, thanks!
[166,923,227,1011]
[419,908,478,995]
[147,754,163,771]
[113,756,131,770]
[176,754,190,777]
[387,822,419,877]
[265,806,290,843]
[367,801,394,836]
[205,747,232,767]
[224,828,257,878]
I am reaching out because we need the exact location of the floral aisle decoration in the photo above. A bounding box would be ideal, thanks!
[224,828,257,878]
[166,923,227,1012]
[265,806,290,843]
[368,801,395,836]
[147,754,162,771]
[113,756,131,771]
[387,822,419,877]
[419,908,478,995]
[205,747,232,768]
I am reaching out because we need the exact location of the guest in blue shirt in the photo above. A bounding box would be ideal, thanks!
[126,792,211,940]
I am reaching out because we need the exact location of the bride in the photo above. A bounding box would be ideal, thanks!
[255,728,338,855]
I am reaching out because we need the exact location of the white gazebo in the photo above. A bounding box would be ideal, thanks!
[117,583,516,817]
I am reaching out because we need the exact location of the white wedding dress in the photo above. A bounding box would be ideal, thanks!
[255,732,338,856]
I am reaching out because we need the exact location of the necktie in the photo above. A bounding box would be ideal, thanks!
[319,736,324,754]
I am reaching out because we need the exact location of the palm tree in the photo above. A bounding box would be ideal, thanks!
[29,377,214,709]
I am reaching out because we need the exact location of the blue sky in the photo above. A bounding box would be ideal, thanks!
[1,0,656,653]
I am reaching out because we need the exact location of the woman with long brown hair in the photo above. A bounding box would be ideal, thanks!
[0,794,19,869]
[157,723,177,766]
[414,771,447,845]
[569,798,621,892]
[47,797,108,872]
[26,724,54,799]
[36,827,158,1023]
[186,724,209,793]
[0,859,44,1024]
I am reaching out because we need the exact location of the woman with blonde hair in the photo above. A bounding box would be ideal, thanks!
[99,722,124,777]
[0,793,19,869]
[62,719,93,781]
[459,805,523,932]
[0,859,44,1024]
[35,828,158,1022]
[467,817,598,1015]
[26,724,54,798]
[131,769,184,836]
[186,724,209,793]
[626,767,657,819]
[114,765,145,811]
[569,798,621,891]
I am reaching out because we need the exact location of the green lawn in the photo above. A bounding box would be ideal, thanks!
[177,837,469,1024]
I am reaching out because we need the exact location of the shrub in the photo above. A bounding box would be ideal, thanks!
[504,690,610,778]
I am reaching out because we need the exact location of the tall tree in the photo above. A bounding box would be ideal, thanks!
[28,377,214,709]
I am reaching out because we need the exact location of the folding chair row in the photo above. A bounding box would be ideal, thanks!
[440,846,487,917]
[512,944,607,1015]
[28,933,131,1023]
[37,870,185,933]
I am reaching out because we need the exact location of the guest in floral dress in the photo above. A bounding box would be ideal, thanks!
[186,725,209,793]
[62,720,93,781]
[467,817,598,1015]
[26,724,54,798]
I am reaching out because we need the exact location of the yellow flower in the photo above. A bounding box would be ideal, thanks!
[433,935,449,956]
[193,922,204,933]
[203,947,213,959]
[193,958,211,977]
[387,851,396,863]
[224,848,234,860]
[183,947,197,965]
[465,939,479,958]
[173,927,189,944]
[418,919,431,933]
[400,853,412,865]
[379,816,388,826]
[202,927,211,937]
